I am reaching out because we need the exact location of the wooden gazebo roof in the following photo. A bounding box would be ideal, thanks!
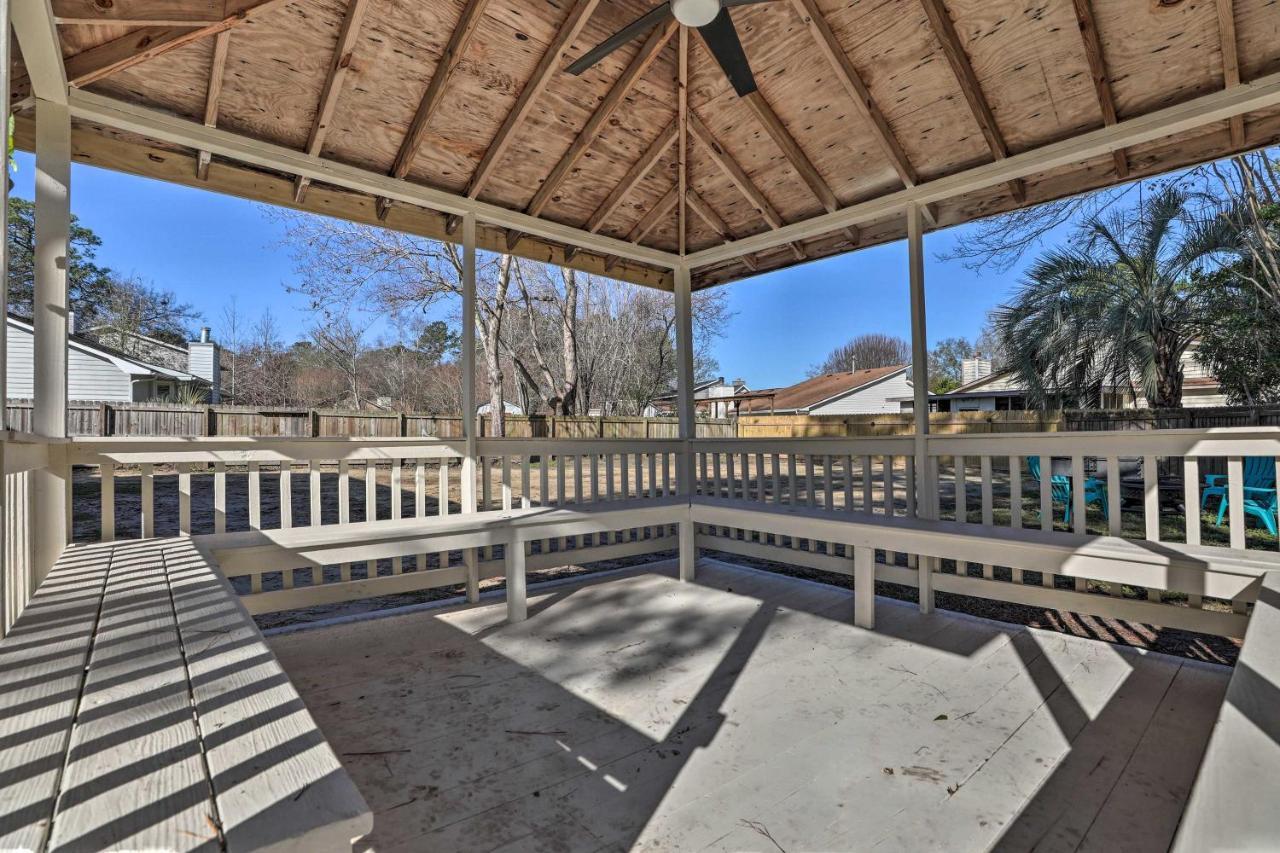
[13,0,1280,291]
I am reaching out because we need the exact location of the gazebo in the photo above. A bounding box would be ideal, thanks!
[3,0,1280,850]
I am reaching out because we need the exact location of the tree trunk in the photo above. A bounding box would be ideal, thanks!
[559,268,580,416]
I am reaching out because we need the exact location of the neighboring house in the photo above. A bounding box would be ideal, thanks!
[924,349,1228,412]
[476,400,524,416]
[6,315,220,403]
[736,366,911,415]
[648,377,749,418]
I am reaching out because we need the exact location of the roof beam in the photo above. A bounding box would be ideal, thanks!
[462,0,601,208]
[1070,0,1129,179]
[1216,0,1245,148]
[684,67,1280,268]
[606,183,679,272]
[918,0,1026,203]
[678,27,689,256]
[688,111,806,261]
[45,0,286,93]
[377,0,490,220]
[685,189,757,272]
[68,88,682,270]
[52,0,226,26]
[195,29,230,180]
[294,0,370,202]
[507,17,679,249]
[740,90,859,247]
[788,0,937,226]
[585,123,676,234]
[12,0,67,104]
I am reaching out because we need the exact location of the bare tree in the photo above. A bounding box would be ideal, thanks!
[811,333,911,376]
[307,314,370,408]
[221,297,245,402]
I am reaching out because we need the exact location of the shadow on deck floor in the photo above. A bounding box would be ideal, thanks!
[267,558,1230,853]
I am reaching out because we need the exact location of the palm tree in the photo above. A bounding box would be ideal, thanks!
[993,187,1227,410]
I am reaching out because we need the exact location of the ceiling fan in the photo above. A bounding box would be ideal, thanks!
[567,0,778,97]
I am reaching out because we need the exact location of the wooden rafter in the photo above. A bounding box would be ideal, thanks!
[1216,0,1245,148]
[458,0,601,218]
[686,189,757,272]
[605,183,680,272]
[739,90,858,246]
[585,124,676,234]
[294,0,370,203]
[689,111,805,261]
[678,27,689,256]
[195,30,230,181]
[508,17,679,249]
[788,0,937,226]
[377,0,490,220]
[1071,0,1129,179]
[918,0,1026,203]
[16,0,288,97]
[52,1,228,27]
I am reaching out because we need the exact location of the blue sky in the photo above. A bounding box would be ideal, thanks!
[12,151,1053,390]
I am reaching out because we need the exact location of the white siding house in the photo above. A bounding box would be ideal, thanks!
[808,369,914,415]
[739,366,909,416]
[6,316,213,403]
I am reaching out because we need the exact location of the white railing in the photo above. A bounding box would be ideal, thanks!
[65,436,684,612]
[2,432,52,635]
[692,429,1280,637]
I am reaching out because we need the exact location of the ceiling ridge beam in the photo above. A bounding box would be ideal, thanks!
[378,0,491,220]
[682,67,1280,269]
[678,26,689,256]
[23,0,288,96]
[1216,0,1245,148]
[196,30,231,180]
[740,89,859,247]
[688,110,806,261]
[788,0,937,227]
[1071,0,1129,179]
[67,88,682,270]
[918,0,1026,203]
[294,0,370,202]
[506,16,679,250]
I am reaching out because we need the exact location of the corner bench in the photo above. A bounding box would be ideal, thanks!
[0,537,372,852]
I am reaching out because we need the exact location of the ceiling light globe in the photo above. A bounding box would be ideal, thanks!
[671,0,720,27]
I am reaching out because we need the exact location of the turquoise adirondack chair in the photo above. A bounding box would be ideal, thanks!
[1201,456,1276,510]
[1026,456,1107,525]
[1215,485,1279,536]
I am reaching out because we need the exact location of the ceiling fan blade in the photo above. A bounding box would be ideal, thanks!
[697,7,758,97]
[566,3,674,76]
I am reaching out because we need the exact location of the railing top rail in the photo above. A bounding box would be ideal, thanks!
[476,437,683,454]
[927,426,1280,457]
[691,436,915,455]
[68,435,467,465]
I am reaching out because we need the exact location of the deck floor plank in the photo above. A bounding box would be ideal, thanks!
[268,559,1234,853]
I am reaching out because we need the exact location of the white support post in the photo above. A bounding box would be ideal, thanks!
[0,0,11,629]
[853,545,875,629]
[907,202,934,615]
[460,213,480,601]
[505,536,527,622]
[31,97,72,585]
[675,264,696,581]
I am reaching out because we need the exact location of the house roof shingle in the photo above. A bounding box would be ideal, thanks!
[739,366,907,413]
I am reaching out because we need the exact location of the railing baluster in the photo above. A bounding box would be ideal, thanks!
[861,455,872,515]
[1182,456,1199,547]
[339,460,351,581]
[1009,456,1022,584]
[956,455,967,524]
[605,453,616,544]
[280,463,293,530]
[310,460,322,527]
[825,454,836,555]
[179,463,191,535]
[1072,455,1087,540]
[438,460,450,572]
[980,455,993,578]
[541,451,550,508]
[248,461,261,531]
[391,460,403,574]
[141,462,154,539]
[843,454,853,513]
[482,455,493,513]
[1107,455,1122,538]
[364,461,376,577]
[755,452,765,504]
[214,461,226,534]
[503,454,513,511]
[883,455,896,565]
[557,454,567,551]
[1142,454,1159,542]
[101,464,115,542]
[1227,455,1245,550]
[522,455,532,506]
[1039,455,1052,534]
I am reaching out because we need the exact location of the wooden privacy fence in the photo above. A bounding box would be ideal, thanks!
[4,400,733,439]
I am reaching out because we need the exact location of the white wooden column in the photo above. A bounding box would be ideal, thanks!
[460,212,479,601]
[907,203,934,614]
[31,97,72,584]
[675,263,696,581]
[0,0,10,633]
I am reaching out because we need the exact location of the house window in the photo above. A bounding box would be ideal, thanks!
[157,383,173,400]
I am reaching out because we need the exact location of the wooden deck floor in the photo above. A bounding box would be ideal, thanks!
[267,559,1230,853]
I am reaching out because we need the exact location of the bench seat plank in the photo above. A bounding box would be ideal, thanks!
[161,539,372,852]
[0,542,115,852]
[47,539,218,852]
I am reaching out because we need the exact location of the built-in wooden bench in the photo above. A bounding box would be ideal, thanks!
[692,496,1280,637]
[1175,569,1280,850]
[194,496,689,621]
[0,537,372,852]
